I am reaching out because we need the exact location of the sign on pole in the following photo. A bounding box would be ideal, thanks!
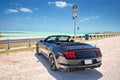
[72,4,78,20]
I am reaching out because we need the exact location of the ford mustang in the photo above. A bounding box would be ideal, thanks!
[36,35,102,71]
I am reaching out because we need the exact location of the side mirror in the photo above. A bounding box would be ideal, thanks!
[40,40,44,42]
[70,40,74,42]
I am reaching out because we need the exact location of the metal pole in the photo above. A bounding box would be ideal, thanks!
[74,19,76,38]
[72,4,78,39]
[8,39,10,49]
[28,38,31,47]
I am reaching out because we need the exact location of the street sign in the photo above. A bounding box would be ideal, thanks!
[72,4,78,20]
[72,4,78,9]
[72,12,77,17]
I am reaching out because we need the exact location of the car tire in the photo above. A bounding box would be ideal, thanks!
[36,45,41,55]
[49,54,58,71]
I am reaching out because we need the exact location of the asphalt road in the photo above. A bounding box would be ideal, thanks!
[0,36,120,80]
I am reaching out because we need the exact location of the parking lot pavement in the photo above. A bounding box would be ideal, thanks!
[0,37,120,80]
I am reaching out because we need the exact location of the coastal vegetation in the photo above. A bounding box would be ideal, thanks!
[0,42,36,49]
[0,47,35,54]
[0,32,2,37]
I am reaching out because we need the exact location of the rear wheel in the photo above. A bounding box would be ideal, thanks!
[49,54,58,71]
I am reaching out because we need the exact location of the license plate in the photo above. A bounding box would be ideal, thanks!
[84,59,92,64]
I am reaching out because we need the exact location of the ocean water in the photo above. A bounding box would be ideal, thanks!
[0,31,86,37]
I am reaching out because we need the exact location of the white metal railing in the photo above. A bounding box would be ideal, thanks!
[0,38,43,50]
[0,34,119,50]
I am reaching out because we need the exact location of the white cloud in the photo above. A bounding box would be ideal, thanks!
[6,9,18,13]
[55,1,67,8]
[19,8,33,13]
[91,16,99,19]
[5,7,33,14]
[48,1,72,8]
[80,16,99,22]
[80,17,90,22]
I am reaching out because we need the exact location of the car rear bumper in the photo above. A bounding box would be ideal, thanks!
[56,56,102,71]
[58,62,102,71]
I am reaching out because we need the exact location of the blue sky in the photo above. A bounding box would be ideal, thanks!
[0,0,120,33]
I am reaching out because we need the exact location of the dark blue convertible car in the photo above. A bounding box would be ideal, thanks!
[36,35,102,71]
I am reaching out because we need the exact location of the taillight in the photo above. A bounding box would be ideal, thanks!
[95,50,101,56]
[65,51,76,59]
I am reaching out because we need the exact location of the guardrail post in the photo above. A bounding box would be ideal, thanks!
[7,39,10,49]
[28,38,31,47]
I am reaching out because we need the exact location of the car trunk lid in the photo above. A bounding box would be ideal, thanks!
[60,42,97,50]
[60,42,101,59]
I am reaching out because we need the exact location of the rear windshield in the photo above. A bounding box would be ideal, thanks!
[45,36,70,42]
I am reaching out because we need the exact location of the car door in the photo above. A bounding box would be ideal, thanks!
[42,42,50,58]
[38,41,45,54]
[42,36,56,57]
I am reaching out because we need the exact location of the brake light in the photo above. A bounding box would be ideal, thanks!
[95,50,101,56]
[65,51,76,59]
